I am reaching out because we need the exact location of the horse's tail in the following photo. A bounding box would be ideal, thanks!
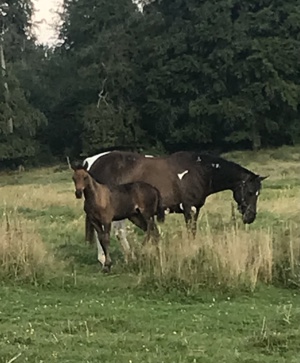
[156,190,165,223]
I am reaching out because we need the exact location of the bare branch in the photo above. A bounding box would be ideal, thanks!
[97,78,109,108]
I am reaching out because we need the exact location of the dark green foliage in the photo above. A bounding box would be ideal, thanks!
[1,0,300,164]
[0,0,47,165]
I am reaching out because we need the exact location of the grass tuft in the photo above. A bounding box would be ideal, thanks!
[0,209,63,284]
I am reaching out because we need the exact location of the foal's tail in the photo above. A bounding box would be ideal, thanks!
[156,190,165,223]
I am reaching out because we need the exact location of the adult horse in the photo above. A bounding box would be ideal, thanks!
[83,150,268,264]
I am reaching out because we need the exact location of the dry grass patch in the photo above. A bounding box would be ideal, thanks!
[0,210,63,283]
[0,183,77,210]
[134,216,300,292]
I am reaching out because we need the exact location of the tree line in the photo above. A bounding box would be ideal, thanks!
[0,0,300,167]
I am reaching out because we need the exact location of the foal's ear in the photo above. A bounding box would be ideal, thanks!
[82,161,88,171]
[258,175,269,181]
[70,160,83,171]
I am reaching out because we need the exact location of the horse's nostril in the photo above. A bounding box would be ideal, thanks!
[75,190,82,199]
[243,212,256,224]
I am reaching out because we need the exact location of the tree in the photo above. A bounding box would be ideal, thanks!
[134,0,300,150]
[0,0,47,165]
[44,0,144,157]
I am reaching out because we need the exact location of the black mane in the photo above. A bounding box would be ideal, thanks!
[197,153,255,177]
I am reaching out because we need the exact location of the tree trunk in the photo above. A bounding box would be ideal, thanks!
[0,37,13,133]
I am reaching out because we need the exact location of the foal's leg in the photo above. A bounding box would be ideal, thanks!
[95,229,106,266]
[100,223,112,272]
[92,222,111,270]
[86,215,106,265]
[85,215,95,244]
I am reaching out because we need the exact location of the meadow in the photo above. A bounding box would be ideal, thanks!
[0,146,299,363]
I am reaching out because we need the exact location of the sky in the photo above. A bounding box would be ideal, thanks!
[32,0,63,44]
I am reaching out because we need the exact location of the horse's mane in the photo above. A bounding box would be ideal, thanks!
[172,151,255,176]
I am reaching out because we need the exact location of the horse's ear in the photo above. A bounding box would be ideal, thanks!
[258,175,269,181]
[82,161,88,170]
[71,160,83,171]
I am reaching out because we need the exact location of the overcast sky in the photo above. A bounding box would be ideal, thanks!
[32,0,62,44]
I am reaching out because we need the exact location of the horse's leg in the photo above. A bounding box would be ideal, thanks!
[86,215,105,265]
[96,223,112,273]
[112,220,131,262]
[145,216,160,243]
[128,214,150,245]
[183,205,194,238]
[85,215,95,245]
[191,207,200,238]
[128,214,147,231]
[95,229,106,266]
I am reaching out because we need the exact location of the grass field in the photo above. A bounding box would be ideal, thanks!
[0,146,299,363]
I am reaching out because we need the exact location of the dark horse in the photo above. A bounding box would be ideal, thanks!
[83,150,268,259]
[71,162,165,271]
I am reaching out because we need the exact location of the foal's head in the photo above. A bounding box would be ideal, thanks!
[71,162,90,199]
[233,174,268,224]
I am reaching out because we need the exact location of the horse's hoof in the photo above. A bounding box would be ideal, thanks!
[102,265,111,274]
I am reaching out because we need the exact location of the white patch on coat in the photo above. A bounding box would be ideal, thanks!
[177,170,189,180]
[211,163,220,169]
[165,208,170,215]
[191,206,197,213]
[179,203,184,211]
[84,151,112,170]
[256,191,260,196]
[145,155,154,158]
[197,156,201,162]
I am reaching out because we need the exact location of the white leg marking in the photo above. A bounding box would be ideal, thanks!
[95,230,105,266]
[114,220,130,251]
[177,170,189,180]
[165,208,170,215]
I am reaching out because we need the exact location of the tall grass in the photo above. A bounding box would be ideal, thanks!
[0,209,62,284]
[132,216,300,292]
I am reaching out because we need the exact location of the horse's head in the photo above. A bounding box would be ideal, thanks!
[71,161,89,199]
[233,174,268,224]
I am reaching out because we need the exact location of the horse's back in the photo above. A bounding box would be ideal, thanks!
[123,157,182,207]
[89,151,144,184]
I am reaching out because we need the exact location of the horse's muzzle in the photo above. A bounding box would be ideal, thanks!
[75,190,83,199]
[242,210,256,224]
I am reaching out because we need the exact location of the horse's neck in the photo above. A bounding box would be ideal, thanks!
[208,167,247,195]
[83,177,104,201]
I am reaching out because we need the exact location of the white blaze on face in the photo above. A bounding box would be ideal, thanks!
[177,170,189,180]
